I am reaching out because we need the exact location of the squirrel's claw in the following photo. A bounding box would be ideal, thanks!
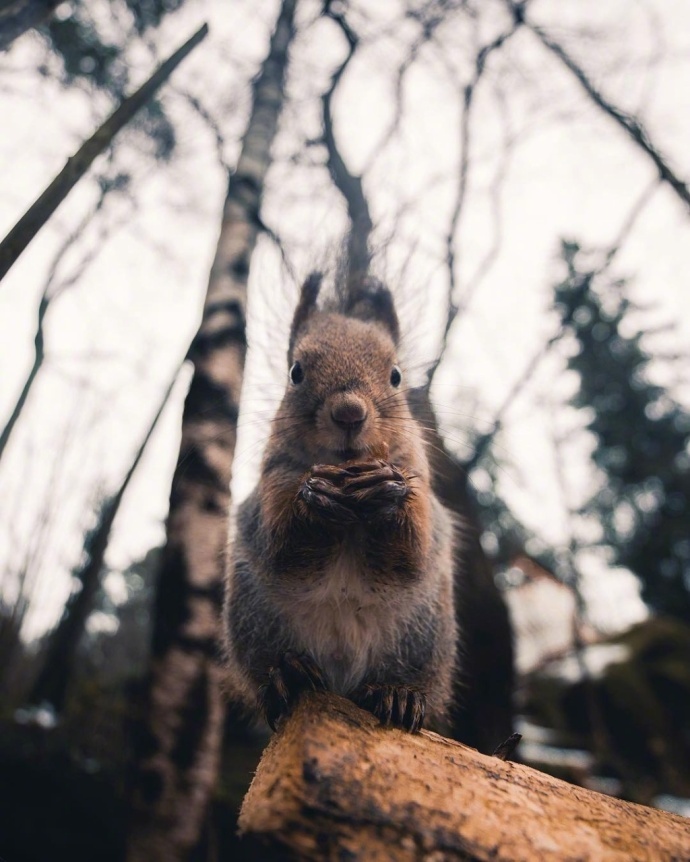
[342,461,398,493]
[307,461,410,520]
[299,476,359,523]
[260,652,328,731]
[260,666,290,731]
[346,469,410,518]
[354,684,426,733]
[282,651,328,693]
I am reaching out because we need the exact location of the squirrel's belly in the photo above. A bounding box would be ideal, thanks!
[286,551,395,695]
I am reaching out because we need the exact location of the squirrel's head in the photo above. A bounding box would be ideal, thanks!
[276,273,413,463]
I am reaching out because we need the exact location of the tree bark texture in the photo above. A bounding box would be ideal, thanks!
[239,692,690,861]
[0,22,208,283]
[126,3,297,861]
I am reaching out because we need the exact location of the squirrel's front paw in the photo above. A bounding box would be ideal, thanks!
[339,461,411,518]
[259,652,328,731]
[298,468,358,523]
[353,684,426,733]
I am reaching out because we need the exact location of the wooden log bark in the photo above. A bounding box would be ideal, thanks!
[239,692,690,861]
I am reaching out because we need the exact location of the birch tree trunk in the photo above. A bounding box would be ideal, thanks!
[126,3,297,860]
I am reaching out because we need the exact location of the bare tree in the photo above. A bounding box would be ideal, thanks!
[28,370,180,712]
[318,2,514,752]
[504,1,690,214]
[0,174,131,462]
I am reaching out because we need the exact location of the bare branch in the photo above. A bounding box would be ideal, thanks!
[363,0,465,174]
[507,2,690,215]
[427,18,521,386]
[0,177,131,463]
[321,3,373,281]
[0,22,209,283]
[464,178,659,471]
[28,367,181,711]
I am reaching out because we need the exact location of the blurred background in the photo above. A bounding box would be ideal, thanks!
[1,1,689,860]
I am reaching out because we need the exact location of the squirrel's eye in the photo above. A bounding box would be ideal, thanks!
[390,365,402,387]
[289,361,304,385]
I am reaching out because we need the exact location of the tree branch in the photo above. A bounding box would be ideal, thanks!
[321,3,373,281]
[0,22,209,283]
[428,19,521,386]
[28,367,181,711]
[507,2,690,215]
[463,177,659,472]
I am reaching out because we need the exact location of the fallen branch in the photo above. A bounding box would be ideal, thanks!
[239,692,690,861]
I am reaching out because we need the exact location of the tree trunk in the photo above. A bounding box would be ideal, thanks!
[239,692,690,861]
[0,23,208,283]
[125,3,297,861]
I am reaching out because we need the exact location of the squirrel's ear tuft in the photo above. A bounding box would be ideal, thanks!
[289,273,322,361]
[346,277,400,345]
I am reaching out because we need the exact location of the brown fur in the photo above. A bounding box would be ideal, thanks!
[224,276,457,732]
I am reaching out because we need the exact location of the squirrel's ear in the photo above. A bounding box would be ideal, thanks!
[289,273,321,361]
[346,277,400,345]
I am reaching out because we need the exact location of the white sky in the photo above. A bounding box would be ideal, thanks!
[2,0,689,636]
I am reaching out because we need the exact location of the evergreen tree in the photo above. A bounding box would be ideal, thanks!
[553,241,690,621]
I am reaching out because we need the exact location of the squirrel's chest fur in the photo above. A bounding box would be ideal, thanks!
[281,545,404,695]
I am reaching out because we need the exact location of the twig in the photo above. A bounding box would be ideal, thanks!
[427,18,521,386]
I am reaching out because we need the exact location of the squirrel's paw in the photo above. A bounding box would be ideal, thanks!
[340,461,411,518]
[259,652,328,731]
[353,683,426,733]
[298,471,358,523]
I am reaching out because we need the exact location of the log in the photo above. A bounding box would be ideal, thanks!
[238,692,690,861]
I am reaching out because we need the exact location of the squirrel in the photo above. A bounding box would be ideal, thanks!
[223,272,459,733]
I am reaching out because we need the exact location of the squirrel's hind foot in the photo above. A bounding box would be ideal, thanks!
[259,651,328,731]
[354,684,426,733]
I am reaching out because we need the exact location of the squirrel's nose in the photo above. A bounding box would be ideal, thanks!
[331,398,368,431]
